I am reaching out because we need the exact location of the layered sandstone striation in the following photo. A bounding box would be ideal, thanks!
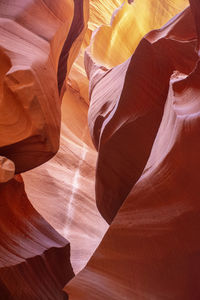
[0,0,87,173]
[89,0,188,68]
[0,175,74,299]
[23,88,108,274]
[0,0,90,298]
[23,0,111,276]
[86,0,191,223]
[1,0,200,299]
[65,1,200,299]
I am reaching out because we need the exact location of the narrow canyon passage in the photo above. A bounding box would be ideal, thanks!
[1,0,200,299]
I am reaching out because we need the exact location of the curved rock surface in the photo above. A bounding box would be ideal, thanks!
[87,1,196,223]
[23,84,108,275]
[66,0,123,106]
[58,0,89,97]
[2,0,200,299]
[65,2,200,299]
[89,0,188,68]
[0,156,15,183]
[22,0,111,276]
[88,0,123,31]
[0,0,91,297]
[0,175,74,299]
[0,0,87,173]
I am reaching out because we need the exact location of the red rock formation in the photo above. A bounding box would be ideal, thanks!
[65,2,200,299]
[86,4,197,223]
[22,0,110,276]
[88,0,188,68]
[2,0,200,299]
[58,0,89,98]
[0,0,87,173]
[23,84,108,275]
[0,175,74,299]
[0,156,15,183]
[0,0,91,297]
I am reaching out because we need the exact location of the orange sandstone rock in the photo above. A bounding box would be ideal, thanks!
[87,5,197,223]
[23,85,108,275]
[58,0,89,98]
[0,0,91,296]
[90,0,189,68]
[0,156,15,183]
[65,3,200,299]
[0,0,88,173]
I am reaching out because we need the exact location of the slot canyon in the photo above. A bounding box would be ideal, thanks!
[0,0,200,299]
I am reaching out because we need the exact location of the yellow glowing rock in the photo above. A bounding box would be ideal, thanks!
[88,0,123,31]
[67,29,92,104]
[67,0,126,104]
[90,0,189,67]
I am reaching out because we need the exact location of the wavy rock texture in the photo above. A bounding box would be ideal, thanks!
[1,0,200,299]
[58,0,89,98]
[66,0,124,106]
[0,175,74,299]
[88,0,123,30]
[65,1,200,299]
[0,0,76,173]
[86,0,193,223]
[23,88,108,274]
[0,0,92,298]
[23,0,110,276]
[22,0,109,276]
[89,0,188,68]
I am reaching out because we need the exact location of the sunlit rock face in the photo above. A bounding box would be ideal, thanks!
[66,0,124,107]
[0,175,74,299]
[65,1,200,299]
[23,88,108,274]
[22,0,118,276]
[22,0,109,277]
[88,0,123,30]
[89,0,188,68]
[0,0,75,173]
